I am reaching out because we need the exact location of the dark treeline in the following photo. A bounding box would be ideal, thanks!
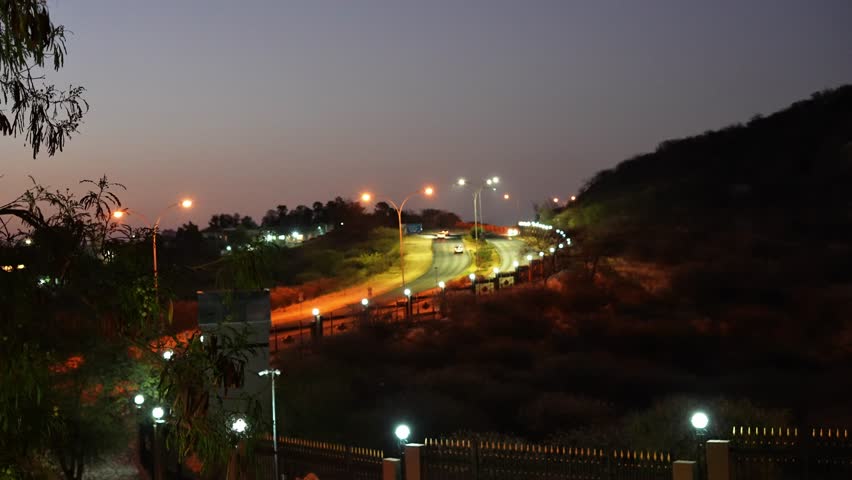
[204,197,461,234]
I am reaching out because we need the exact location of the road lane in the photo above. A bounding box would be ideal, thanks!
[487,237,527,272]
[372,236,470,303]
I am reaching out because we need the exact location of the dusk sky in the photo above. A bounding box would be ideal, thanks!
[2,0,851,227]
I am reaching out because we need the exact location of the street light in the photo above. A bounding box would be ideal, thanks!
[437,281,445,290]
[259,368,282,480]
[457,176,501,263]
[552,197,559,204]
[395,424,411,442]
[469,273,476,282]
[311,308,320,317]
[503,193,510,200]
[512,260,519,269]
[133,394,145,408]
[526,254,533,262]
[152,407,165,424]
[360,186,434,288]
[162,349,174,361]
[361,298,369,306]
[112,198,194,291]
[403,288,411,297]
[231,417,248,434]
[539,251,545,257]
[691,412,709,430]
[549,247,555,253]
[492,267,500,275]
[570,195,576,201]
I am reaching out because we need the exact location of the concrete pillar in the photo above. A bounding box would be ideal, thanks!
[404,444,423,480]
[706,440,730,480]
[383,458,401,480]
[673,460,696,480]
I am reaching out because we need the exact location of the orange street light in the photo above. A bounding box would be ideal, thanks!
[503,193,510,200]
[112,198,195,291]
[570,195,576,202]
[361,186,435,288]
[552,197,560,203]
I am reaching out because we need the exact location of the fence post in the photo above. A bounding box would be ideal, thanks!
[673,460,696,480]
[383,458,402,480]
[705,440,729,480]
[404,444,423,480]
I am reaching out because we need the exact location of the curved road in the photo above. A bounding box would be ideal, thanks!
[487,237,528,272]
[372,235,470,303]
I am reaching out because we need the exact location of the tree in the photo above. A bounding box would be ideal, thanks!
[1,0,88,158]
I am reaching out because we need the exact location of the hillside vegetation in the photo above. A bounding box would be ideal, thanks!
[555,86,852,355]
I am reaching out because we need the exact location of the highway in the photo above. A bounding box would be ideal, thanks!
[487,237,528,272]
[372,235,471,303]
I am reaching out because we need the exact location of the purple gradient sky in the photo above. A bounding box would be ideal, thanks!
[2,0,851,227]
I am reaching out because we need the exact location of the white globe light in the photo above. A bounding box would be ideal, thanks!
[231,417,248,434]
[513,260,519,268]
[395,424,411,441]
[152,407,165,422]
[691,412,709,429]
[361,298,369,306]
[133,394,145,406]
[492,267,499,274]
[438,281,446,289]
[311,308,320,316]
[403,288,411,297]
[526,255,533,261]
[468,273,476,281]
[162,350,174,361]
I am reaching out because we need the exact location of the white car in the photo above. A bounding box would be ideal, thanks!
[436,230,449,239]
[453,244,464,254]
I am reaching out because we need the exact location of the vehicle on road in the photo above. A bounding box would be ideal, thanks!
[436,230,449,239]
[453,244,464,254]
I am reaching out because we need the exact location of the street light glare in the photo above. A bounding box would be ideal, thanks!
[691,412,709,429]
[438,281,446,289]
[457,178,466,186]
[469,273,476,281]
[361,298,369,306]
[180,199,193,209]
[553,197,560,203]
[360,192,372,202]
[394,424,411,441]
[133,394,145,406]
[424,186,434,196]
[311,308,320,316]
[152,407,165,422]
[492,176,500,184]
[162,350,174,361]
[526,254,533,261]
[231,417,248,434]
[493,267,500,274]
[486,179,493,186]
[570,195,577,201]
[112,210,125,219]
[403,288,411,297]
[503,193,510,200]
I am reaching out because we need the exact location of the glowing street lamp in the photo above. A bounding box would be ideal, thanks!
[403,288,412,298]
[395,424,411,442]
[162,350,174,361]
[492,267,500,275]
[152,407,165,424]
[359,186,435,288]
[258,369,282,480]
[503,193,510,200]
[437,281,446,290]
[311,308,320,317]
[512,260,519,269]
[361,298,369,307]
[231,417,248,434]
[133,394,145,408]
[469,273,476,282]
[539,251,545,257]
[549,247,556,253]
[526,254,533,262]
[691,412,709,430]
[112,198,194,291]
[552,197,559,203]
[570,195,576,201]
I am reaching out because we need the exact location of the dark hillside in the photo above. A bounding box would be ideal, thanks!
[562,85,852,264]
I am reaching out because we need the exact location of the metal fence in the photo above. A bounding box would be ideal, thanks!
[421,438,671,480]
[730,426,852,480]
[255,437,384,480]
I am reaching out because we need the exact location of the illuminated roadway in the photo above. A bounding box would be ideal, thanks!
[372,235,471,304]
[487,237,527,272]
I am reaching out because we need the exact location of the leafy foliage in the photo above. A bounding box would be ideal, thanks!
[0,0,87,158]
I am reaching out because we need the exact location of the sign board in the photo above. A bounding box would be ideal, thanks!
[198,290,271,412]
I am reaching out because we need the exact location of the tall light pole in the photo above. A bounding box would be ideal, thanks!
[458,177,499,266]
[361,186,434,289]
[113,198,194,291]
[259,369,282,480]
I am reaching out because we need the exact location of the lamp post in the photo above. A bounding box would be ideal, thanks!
[311,308,321,341]
[151,407,165,480]
[361,187,434,289]
[113,198,194,291]
[457,177,500,266]
[259,369,281,480]
[691,411,709,480]
[394,424,411,456]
